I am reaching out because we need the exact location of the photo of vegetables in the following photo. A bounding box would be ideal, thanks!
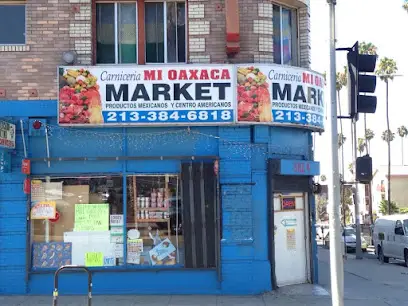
[58,68,104,125]
[237,66,272,122]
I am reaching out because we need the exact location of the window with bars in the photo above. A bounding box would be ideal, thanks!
[272,4,298,66]
[95,1,186,64]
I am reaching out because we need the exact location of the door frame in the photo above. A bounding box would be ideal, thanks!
[267,159,314,289]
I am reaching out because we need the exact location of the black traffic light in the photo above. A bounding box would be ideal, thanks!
[347,41,377,120]
[356,155,373,184]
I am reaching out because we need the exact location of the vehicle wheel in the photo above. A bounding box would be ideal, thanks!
[404,249,408,268]
[362,249,367,253]
[378,246,389,264]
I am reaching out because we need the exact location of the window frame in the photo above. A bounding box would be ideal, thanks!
[0,2,27,46]
[144,0,187,64]
[94,0,187,65]
[95,1,139,65]
[272,2,299,66]
[28,171,218,272]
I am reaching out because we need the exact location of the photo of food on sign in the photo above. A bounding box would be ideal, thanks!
[237,66,272,122]
[58,68,104,125]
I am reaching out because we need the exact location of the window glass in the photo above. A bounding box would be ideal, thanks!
[272,6,281,65]
[403,220,408,236]
[145,2,165,63]
[30,176,124,269]
[96,3,137,64]
[96,3,115,64]
[0,5,26,44]
[145,1,186,63]
[126,175,183,266]
[281,8,292,65]
[118,3,137,63]
[273,5,295,65]
[166,2,186,63]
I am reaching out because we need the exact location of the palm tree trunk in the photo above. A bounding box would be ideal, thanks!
[402,137,404,165]
[364,114,368,155]
[386,80,391,215]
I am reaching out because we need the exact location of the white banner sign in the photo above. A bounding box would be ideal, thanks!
[58,66,234,126]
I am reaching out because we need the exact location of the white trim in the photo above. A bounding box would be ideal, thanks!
[163,1,168,63]
[114,3,119,64]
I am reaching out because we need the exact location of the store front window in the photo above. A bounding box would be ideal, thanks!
[30,176,124,269]
[29,168,219,270]
[126,175,183,266]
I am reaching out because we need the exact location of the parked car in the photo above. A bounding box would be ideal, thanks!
[324,226,368,252]
[373,214,408,267]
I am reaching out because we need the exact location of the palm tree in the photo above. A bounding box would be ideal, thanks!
[382,129,396,214]
[357,138,366,156]
[403,1,408,12]
[397,126,408,165]
[377,57,398,215]
[359,41,378,55]
[365,129,375,153]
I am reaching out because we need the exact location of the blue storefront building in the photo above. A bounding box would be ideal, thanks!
[0,64,323,295]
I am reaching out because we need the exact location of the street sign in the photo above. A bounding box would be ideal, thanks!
[281,218,297,227]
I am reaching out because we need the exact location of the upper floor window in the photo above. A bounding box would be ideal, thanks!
[0,3,26,45]
[95,1,186,65]
[273,4,298,66]
[96,3,138,64]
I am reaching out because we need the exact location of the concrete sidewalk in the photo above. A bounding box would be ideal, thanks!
[0,284,332,306]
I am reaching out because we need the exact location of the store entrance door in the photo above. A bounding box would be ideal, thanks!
[273,193,308,287]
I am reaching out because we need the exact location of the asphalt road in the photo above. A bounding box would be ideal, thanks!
[318,247,408,305]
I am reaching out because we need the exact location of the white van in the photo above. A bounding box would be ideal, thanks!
[373,214,408,267]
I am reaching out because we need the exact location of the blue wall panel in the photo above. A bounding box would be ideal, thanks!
[0,102,318,295]
[0,119,29,294]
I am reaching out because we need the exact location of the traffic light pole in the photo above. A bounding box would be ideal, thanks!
[352,118,363,259]
[327,1,344,305]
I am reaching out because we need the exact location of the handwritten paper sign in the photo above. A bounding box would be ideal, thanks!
[30,201,56,219]
[74,204,109,231]
[85,252,103,266]
[110,215,123,226]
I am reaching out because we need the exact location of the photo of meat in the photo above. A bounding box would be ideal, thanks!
[58,68,104,125]
[237,66,272,122]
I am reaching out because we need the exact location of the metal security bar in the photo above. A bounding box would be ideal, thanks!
[181,161,218,270]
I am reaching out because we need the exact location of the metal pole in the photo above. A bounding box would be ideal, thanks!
[327,1,344,305]
[352,118,363,259]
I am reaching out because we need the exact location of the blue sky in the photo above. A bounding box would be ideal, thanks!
[311,0,408,177]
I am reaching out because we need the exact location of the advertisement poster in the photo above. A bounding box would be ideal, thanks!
[30,201,56,220]
[32,242,72,269]
[149,238,176,265]
[236,65,324,130]
[58,66,235,126]
[0,120,15,149]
